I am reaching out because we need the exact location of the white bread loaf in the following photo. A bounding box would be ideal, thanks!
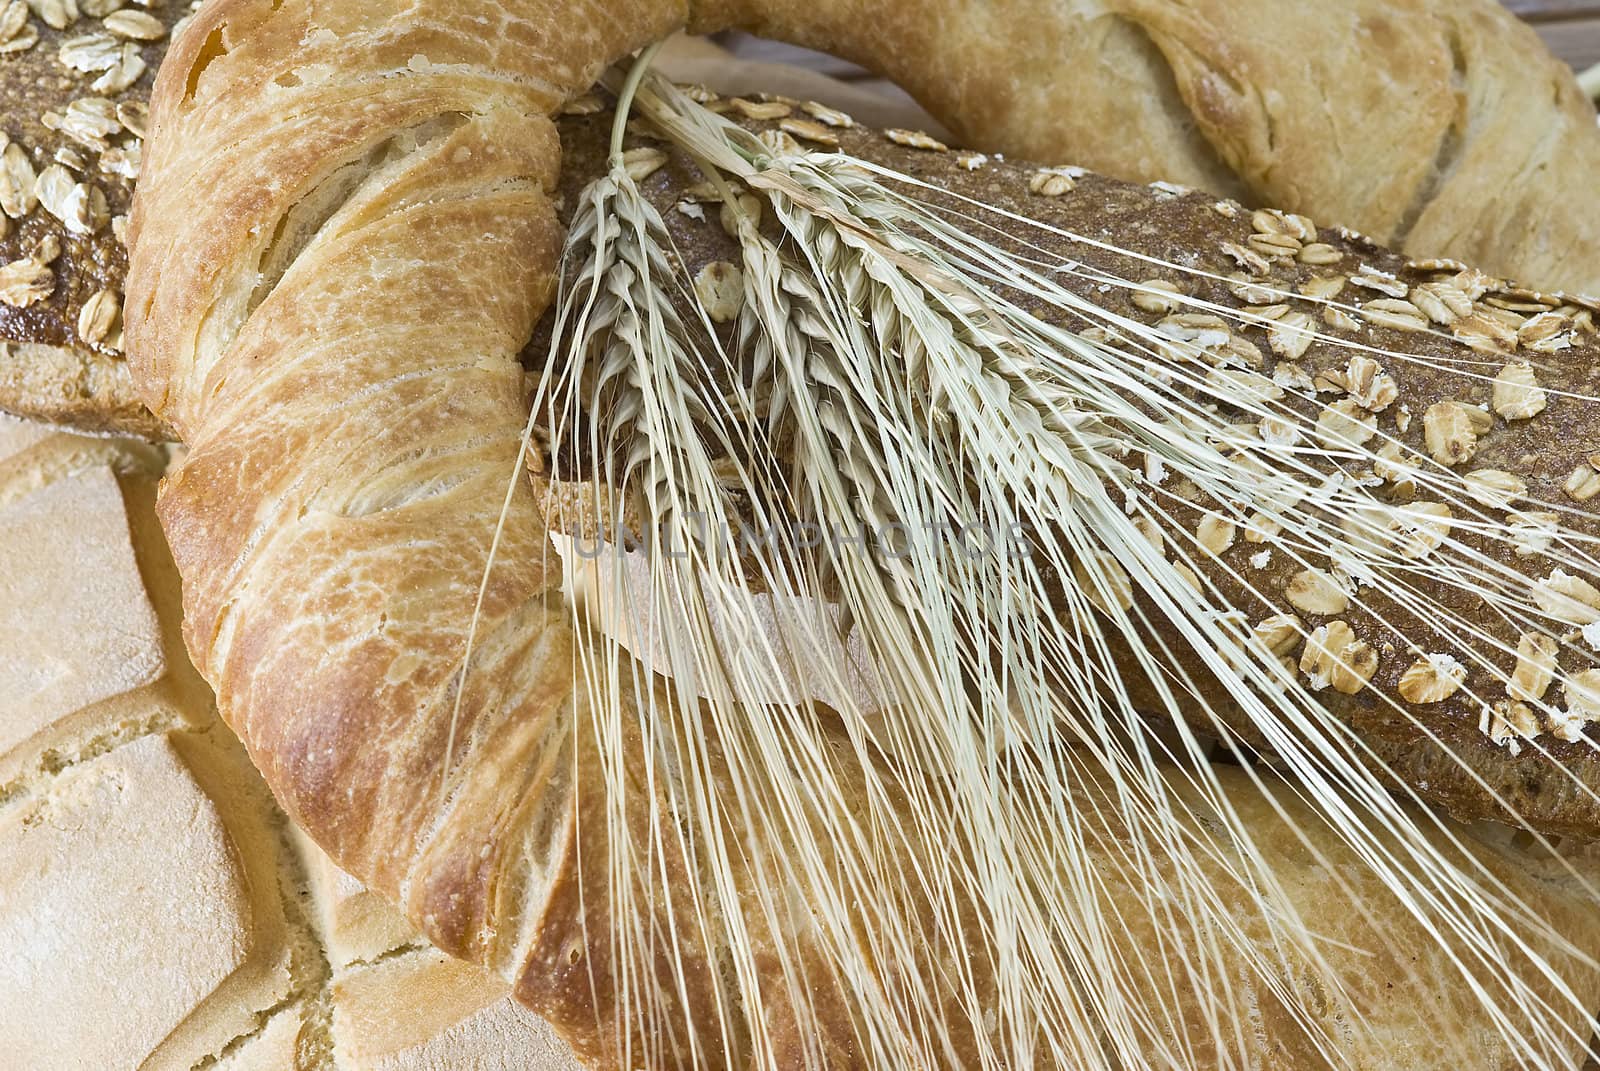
[0,413,581,1071]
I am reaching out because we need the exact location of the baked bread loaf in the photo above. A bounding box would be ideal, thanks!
[543,101,1600,838]
[713,0,1600,292]
[0,0,189,438]
[0,414,583,1071]
[123,1,1600,1068]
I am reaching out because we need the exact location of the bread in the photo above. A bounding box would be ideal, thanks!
[0,414,582,1070]
[0,0,183,438]
[11,416,1592,1071]
[705,0,1600,293]
[0,0,924,443]
[6,2,1600,442]
[118,1,1600,1067]
[51,0,1600,831]
[537,100,1600,839]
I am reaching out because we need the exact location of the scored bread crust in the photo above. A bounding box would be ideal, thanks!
[127,3,797,1065]
[126,1,1600,1067]
[701,0,1600,294]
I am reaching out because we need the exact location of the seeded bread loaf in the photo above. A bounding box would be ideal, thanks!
[0,414,582,1070]
[539,101,1600,838]
[0,0,188,438]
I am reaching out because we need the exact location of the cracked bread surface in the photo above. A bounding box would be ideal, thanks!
[0,414,581,1070]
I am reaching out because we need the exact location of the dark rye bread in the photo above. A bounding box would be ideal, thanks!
[545,104,1600,838]
[0,0,191,438]
[5,11,1600,835]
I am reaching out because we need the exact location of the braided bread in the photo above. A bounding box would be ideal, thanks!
[126,2,1600,1068]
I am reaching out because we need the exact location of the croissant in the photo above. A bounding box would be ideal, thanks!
[126,1,1600,1068]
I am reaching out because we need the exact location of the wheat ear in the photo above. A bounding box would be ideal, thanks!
[526,58,1600,1070]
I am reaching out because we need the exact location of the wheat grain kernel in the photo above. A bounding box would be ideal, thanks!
[1297,242,1342,266]
[1563,671,1600,721]
[621,147,667,182]
[1299,620,1376,694]
[76,286,119,344]
[1267,310,1314,360]
[694,262,743,324]
[1565,464,1600,503]
[801,101,855,128]
[885,128,947,152]
[1361,298,1428,332]
[1130,280,1182,315]
[1462,469,1525,509]
[1196,512,1236,555]
[1074,551,1134,615]
[1028,170,1076,197]
[1509,511,1560,557]
[1492,362,1547,421]
[1422,402,1480,467]
[1253,614,1304,657]
[1535,569,1600,626]
[1317,398,1377,447]
[779,117,839,147]
[1391,501,1453,559]
[104,10,166,39]
[730,98,792,121]
[1132,516,1165,557]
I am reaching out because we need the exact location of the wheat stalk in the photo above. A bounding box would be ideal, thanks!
[1578,60,1600,100]
[507,54,1600,1070]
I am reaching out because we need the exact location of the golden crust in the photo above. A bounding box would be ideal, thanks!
[129,4,718,1064]
[698,0,1600,293]
[1118,0,1600,293]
